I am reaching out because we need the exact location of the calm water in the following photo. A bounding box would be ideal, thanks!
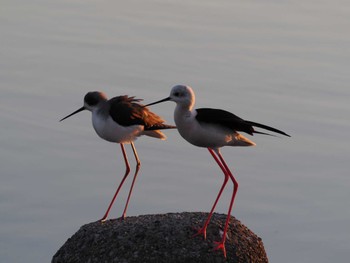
[1,0,350,262]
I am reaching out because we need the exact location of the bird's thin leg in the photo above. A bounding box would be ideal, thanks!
[121,142,141,220]
[100,144,130,223]
[193,148,229,241]
[212,150,239,258]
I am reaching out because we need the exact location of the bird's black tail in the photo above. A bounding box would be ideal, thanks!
[246,121,291,137]
[145,124,176,131]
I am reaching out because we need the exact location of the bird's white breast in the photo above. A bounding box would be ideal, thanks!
[92,111,143,143]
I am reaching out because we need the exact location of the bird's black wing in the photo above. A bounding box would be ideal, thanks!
[196,108,255,135]
[196,108,290,137]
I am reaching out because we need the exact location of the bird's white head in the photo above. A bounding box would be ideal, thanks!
[145,85,196,110]
[169,85,195,109]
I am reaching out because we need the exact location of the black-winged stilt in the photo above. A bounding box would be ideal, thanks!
[60,91,175,222]
[146,85,290,257]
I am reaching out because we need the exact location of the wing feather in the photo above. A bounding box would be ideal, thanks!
[109,96,175,130]
[195,108,290,137]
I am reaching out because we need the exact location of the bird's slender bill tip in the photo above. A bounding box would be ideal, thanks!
[144,97,171,107]
[59,106,85,122]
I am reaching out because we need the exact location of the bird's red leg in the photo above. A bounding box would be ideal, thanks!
[193,148,229,241]
[212,150,239,258]
[121,142,141,220]
[100,143,130,222]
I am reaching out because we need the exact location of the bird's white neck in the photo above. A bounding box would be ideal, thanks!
[174,103,194,126]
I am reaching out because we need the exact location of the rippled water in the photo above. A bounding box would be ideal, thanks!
[1,1,350,262]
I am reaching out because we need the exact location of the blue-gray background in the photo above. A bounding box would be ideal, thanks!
[1,1,349,262]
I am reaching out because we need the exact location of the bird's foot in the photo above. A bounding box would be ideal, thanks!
[192,226,207,240]
[213,240,227,258]
[117,214,126,221]
[100,215,108,224]
[100,213,126,224]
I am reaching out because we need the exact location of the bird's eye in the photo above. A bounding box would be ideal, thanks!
[174,92,180,97]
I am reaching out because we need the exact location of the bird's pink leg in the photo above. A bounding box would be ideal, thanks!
[121,142,141,220]
[100,144,130,222]
[212,150,239,258]
[193,148,229,241]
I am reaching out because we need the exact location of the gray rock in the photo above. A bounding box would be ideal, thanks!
[52,212,268,263]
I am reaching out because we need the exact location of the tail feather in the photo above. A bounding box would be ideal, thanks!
[246,121,290,137]
[143,123,176,140]
[143,130,168,140]
[145,124,176,131]
[253,131,278,137]
[232,133,256,146]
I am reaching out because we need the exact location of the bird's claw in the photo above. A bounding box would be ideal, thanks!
[117,215,126,221]
[192,226,207,240]
[213,240,227,258]
[100,214,126,224]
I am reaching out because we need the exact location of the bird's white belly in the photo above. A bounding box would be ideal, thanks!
[92,114,143,143]
[176,117,232,148]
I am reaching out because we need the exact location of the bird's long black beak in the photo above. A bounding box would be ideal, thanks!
[144,97,171,107]
[59,106,85,122]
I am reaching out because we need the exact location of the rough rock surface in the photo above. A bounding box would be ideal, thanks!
[52,212,268,263]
